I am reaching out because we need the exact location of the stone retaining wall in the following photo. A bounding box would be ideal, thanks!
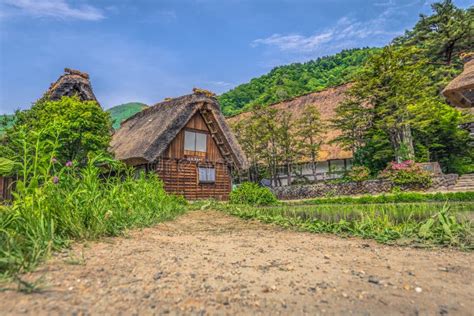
[271,174,459,200]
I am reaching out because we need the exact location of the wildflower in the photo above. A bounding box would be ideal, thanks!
[52,176,59,184]
[65,161,73,167]
[51,157,58,164]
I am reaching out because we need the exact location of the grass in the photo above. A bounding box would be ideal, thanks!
[216,201,473,249]
[0,131,186,277]
[291,191,474,205]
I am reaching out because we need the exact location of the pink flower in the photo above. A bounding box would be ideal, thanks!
[51,157,58,164]
[65,161,73,167]
[52,176,59,184]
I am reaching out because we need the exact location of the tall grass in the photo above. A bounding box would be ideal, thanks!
[0,130,186,276]
[217,203,473,249]
[294,191,474,205]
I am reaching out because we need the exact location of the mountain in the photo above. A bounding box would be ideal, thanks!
[218,47,378,116]
[107,102,148,130]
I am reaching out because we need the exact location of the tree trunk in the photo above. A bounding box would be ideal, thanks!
[286,162,292,186]
[391,124,415,162]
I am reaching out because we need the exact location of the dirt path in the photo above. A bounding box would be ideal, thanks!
[1,210,472,315]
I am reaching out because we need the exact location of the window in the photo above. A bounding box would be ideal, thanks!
[184,130,207,152]
[198,167,216,183]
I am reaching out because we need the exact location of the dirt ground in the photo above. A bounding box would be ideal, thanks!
[0,210,472,315]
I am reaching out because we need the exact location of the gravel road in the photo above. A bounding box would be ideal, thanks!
[0,210,472,315]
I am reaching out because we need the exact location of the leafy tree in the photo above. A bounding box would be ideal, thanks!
[331,98,373,155]
[277,112,296,185]
[395,0,473,66]
[253,105,281,186]
[1,96,111,164]
[295,105,324,180]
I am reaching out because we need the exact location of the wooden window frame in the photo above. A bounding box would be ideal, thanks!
[184,129,208,153]
[198,166,216,184]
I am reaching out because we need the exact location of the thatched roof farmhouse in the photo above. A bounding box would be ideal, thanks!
[111,90,248,200]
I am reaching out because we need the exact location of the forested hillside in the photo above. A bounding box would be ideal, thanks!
[107,102,148,130]
[218,48,378,116]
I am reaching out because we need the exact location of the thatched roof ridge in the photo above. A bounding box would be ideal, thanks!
[111,92,248,169]
[45,68,99,104]
[442,53,474,109]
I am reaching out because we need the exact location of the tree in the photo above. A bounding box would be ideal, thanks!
[344,46,435,163]
[395,0,473,66]
[253,105,281,186]
[277,112,296,185]
[231,116,262,183]
[2,96,111,164]
[295,105,324,180]
[331,98,373,155]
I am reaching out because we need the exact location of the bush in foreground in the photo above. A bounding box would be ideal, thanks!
[0,132,186,276]
[229,182,278,206]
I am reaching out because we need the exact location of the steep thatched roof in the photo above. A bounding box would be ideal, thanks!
[443,53,474,109]
[110,91,248,169]
[45,68,99,104]
[227,84,353,162]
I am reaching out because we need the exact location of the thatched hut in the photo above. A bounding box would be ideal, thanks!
[111,90,248,200]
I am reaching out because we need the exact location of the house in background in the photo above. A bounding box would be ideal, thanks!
[111,90,248,200]
[227,84,353,186]
[442,52,474,144]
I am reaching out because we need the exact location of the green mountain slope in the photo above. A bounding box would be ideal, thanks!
[0,114,15,135]
[218,47,379,116]
[107,102,148,130]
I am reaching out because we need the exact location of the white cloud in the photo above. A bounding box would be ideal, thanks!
[3,0,104,21]
[252,32,334,53]
[252,11,402,55]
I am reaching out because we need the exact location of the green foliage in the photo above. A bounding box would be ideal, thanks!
[2,96,112,165]
[217,202,472,248]
[296,191,474,205]
[0,130,187,276]
[229,182,278,206]
[219,48,378,116]
[347,166,371,182]
[0,114,15,135]
[0,158,15,176]
[106,102,148,130]
[379,160,432,188]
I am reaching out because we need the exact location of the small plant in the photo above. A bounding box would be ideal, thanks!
[347,166,371,182]
[379,160,432,189]
[229,182,278,206]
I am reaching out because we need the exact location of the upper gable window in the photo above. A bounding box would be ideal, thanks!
[184,130,207,152]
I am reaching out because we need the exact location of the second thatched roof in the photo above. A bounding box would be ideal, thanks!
[110,91,248,169]
[443,53,474,109]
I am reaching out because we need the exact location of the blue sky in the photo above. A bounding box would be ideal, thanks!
[0,0,471,113]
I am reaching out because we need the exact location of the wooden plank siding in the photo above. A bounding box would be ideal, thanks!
[156,112,232,200]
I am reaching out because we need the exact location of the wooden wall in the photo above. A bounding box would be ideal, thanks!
[155,159,231,200]
[157,112,232,200]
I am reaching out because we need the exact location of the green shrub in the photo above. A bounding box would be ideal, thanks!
[379,160,432,188]
[229,182,278,206]
[0,130,186,276]
[297,191,474,205]
[217,203,472,249]
[347,166,371,182]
